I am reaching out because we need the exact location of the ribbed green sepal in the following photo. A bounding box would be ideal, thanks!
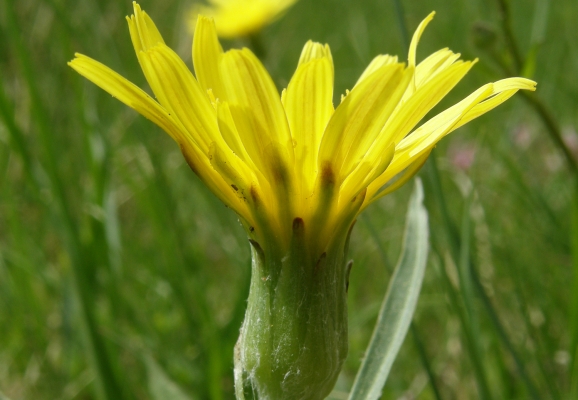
[235,217,354,400]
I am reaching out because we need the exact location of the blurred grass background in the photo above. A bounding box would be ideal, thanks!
[0,0,576,398]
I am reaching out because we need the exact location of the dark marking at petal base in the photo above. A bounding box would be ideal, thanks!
[321,162,335,187]
[179,144,199,175]
[250,184,260,207]
[292,217,304,232]
[345,260,354,293]
[231,184,239,191]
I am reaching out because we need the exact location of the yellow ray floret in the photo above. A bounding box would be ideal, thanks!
[69,2,536,251]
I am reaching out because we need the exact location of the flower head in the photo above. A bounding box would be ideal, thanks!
[189,0,298,38]
[69,3,535,256]
[69,5,537,396]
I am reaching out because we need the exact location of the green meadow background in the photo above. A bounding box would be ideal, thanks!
[0,0,576,398]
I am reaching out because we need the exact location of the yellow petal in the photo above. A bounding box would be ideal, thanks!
[451,77,537,130]
[128,2,165,53]
[344,66,414,175]
[408,11,436,67]
[68,54,181,142]
[379,60,476,147]
[219,48,294,180]
[297,40,334,71]
[193,16,226,100]
[284,42,334,194]
[127,11,171,107]
[407,11,436,94]
[353,54,398,88]
[366,78,535,204]
[397,83,495,160]
[318,63,412,182]
[366,150,431,206]
[339,143,395,203]
[180,141,253,223]
[399,77,536,159]
[208,141,260,203]
[69,53,250,223]
[139,45,221,153]
[216,100,254,166]
[414,48,461,88]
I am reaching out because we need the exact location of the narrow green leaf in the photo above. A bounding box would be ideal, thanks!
[348,178,429,400]
[361,214,442,400]
[145,355,194,400]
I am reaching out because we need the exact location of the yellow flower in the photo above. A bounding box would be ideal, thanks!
[189,0,298,38]
[69,3,535,256]
[69,5,537,397]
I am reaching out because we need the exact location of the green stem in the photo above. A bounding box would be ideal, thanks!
[495,0,524,72]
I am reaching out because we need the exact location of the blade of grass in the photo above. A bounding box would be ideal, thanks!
[348,179,429,400]
[495,0,524,72]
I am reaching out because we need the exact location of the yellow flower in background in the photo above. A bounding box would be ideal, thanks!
[189,0,298,38]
